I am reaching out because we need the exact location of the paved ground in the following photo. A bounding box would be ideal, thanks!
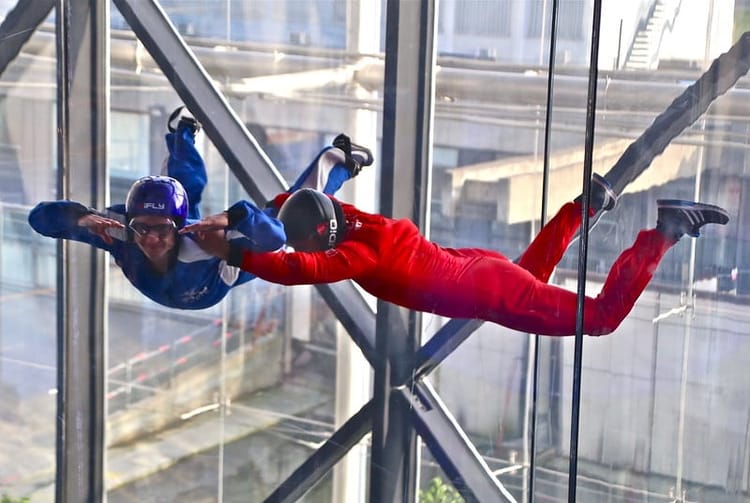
[0,286,333,503]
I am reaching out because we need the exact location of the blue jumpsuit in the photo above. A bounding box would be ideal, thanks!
[28,126,355,310]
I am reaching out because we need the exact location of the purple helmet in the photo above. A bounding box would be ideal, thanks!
[125,176,189,228]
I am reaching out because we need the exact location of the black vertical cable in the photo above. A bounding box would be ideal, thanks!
[54,2,69,501]
[528,0,559,501]
[568,1,603,502]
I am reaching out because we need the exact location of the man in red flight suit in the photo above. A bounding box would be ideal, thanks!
[183,175,729,337]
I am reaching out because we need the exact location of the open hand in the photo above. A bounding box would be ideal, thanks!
[180,212,230,234]
[191,229,231,260]
[78,213,125,245]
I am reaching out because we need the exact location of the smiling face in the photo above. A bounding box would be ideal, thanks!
[129,215,178,267]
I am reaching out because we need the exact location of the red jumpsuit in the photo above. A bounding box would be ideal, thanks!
[238,195,675,337]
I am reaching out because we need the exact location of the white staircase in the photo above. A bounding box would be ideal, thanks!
[625,0,681,71]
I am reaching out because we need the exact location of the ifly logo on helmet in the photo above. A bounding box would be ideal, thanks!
[143,202,165,210]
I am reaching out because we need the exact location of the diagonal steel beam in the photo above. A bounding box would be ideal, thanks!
[111,0,377,361]
[413,318,483,381]
[267,337,516,503]
[0,0,55,77]
[314,283,377,365]
[398,380,518,503]
[263,400,374,503]
[111,0,283,203]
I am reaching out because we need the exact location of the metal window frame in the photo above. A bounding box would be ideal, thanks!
[55,1,109,502]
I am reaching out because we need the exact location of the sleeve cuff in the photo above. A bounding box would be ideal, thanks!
[227,241,246,268]
[225,202,248,228]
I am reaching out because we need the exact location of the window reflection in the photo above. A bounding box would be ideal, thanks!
[0,14,57,503]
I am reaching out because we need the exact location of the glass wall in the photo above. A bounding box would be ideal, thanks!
[0,5,58,501]
[106,1,382,502]
[430,0,750,502]
[3,0,750,502]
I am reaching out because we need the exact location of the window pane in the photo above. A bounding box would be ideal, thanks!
[23,0,750,501]
[433,0,748,501]
[0,10,57,502]
[105,1,383,501]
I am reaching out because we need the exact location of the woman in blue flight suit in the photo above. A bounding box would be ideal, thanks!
[28,107,371,309]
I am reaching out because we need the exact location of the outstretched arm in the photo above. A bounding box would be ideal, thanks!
[180,200,286,254]
[28,200,125,249]
[229,241,377,286]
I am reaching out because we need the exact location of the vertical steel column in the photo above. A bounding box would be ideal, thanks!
[55,1,108,502]
[370,0,436,501]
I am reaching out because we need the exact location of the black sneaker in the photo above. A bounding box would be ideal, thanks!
[574,173,617,212]
[332,133,374,177]
[656,199,729,240]
[167,105,201,136]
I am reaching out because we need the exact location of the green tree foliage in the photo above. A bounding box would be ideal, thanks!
[1,495,30,503]
[418,477,465,503]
